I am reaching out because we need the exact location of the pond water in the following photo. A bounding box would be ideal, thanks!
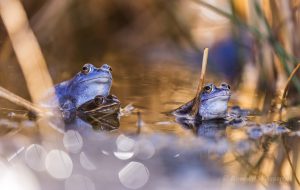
[0,59,300,190]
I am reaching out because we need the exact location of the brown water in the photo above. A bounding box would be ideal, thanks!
[0,59,300,190]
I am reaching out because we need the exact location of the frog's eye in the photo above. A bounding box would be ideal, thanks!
[203,85,212,93]
[82,64,92,74]
[221,83,230,90]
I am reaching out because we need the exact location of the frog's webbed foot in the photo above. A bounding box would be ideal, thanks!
[225,106,250,127]
[172,98,196,117]
[120,104,135,116]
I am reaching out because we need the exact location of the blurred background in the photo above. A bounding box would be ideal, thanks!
[1,0,299,112]
[1,0,300,189]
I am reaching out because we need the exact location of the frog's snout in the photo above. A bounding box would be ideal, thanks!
[101,64,112,72]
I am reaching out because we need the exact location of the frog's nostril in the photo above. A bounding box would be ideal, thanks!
[101,64,112,72]
[221,83,230,90]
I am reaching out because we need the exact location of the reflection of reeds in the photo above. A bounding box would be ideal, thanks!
[282,135,300,185]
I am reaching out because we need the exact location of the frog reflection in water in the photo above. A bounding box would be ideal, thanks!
[174,83,231,120]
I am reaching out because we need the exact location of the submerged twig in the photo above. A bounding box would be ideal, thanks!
[279,63,300,112]
[0,86,45,115]
[191,48,209,116]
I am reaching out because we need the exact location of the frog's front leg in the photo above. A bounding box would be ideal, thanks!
[60,99,77,123]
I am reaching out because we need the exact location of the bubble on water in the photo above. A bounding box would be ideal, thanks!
[80,152,96,171]
[25,144,47,172]
[113,151,134,160]
[119,162,149,189]
[116,134,135,152]
[45,150,73,179]
[65,174,95,190]
[134,139,155,160]
[63,130,83,153]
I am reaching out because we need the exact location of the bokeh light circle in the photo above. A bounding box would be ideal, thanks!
[25,144,47,172]
[80,152,96,171]
[65,174,95,190]
[63,130,83,153]
[45,150,73,179]
[119,162,149,189]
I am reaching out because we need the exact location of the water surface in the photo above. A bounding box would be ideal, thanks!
[0,59,300,190]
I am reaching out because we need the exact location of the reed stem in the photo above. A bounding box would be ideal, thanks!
[191,48,209,116]
[280,63,300,112]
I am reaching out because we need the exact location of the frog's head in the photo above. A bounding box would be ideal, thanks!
[68,63,113,107]
[199,83,231,120]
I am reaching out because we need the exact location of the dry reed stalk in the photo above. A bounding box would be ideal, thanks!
[0,86,52,117]
[191,48,209,116]
[0,0,54,103]
[280,63,300,111]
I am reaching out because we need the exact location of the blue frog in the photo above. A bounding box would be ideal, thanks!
[41,63,113,121]
[55,63,112,108]
[173,83,231,120]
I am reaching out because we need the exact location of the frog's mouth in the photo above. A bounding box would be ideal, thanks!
[202,95,230,102]
[82,76,112,83]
